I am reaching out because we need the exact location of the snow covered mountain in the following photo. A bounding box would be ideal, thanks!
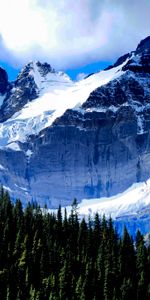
[0,58,127,145]
[0,36,150,236]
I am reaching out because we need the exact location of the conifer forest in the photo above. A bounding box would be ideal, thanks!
[0,188,150,299]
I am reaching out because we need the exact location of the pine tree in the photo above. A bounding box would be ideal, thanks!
[59,260,73,299]
[136,230,148,299]
[120,226,136,298]
[77,218,88,260]
[120,278,134,300]
[93,212,101,257]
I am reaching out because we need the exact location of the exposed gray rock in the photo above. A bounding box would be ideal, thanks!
[82,72,150,109]
[0,147,30,201]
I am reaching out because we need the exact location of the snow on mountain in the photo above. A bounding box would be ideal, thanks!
[79,180,150,219]
[50,179,150,219]
[49,178,150,237]
[0,58,129,146]
[27,61,72,94]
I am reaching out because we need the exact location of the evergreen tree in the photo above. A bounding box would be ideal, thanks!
[120,226,136,298]
[136,230,148,299]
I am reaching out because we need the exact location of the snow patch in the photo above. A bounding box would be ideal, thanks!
[84,105,119,114]
[26,149,33,157]
[6,142,21,151]
[3,185,12,192]
[0,164,5,170]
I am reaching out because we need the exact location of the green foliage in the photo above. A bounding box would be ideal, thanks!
[0,193,149,299]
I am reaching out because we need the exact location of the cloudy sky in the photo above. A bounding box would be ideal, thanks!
[0,0,150,80]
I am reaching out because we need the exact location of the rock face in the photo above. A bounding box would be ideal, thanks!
[0,67,9,94]
[0,37,150,209]
[27,106,150,207]
[0,147,29,200]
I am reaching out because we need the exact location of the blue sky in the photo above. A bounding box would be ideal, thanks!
[66,61,111,81]
[0,0,150,81]
[0,62,20,81]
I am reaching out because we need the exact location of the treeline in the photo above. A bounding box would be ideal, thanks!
[0,189,150,299]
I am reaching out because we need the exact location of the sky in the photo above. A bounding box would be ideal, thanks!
[0,0,150,81]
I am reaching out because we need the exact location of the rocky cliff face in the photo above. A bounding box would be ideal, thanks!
[0,37,150,209]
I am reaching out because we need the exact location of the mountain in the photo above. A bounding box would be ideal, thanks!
[0,36,150,231]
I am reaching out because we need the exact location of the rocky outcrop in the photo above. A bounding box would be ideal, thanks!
[83,73,149,108]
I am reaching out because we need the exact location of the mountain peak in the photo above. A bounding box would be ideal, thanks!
[121,36,150,73]
[136,36,150,54]
[35,61,55,76]
[18,60,55,80]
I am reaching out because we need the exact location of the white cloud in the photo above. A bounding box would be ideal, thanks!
[0,0,150,70]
